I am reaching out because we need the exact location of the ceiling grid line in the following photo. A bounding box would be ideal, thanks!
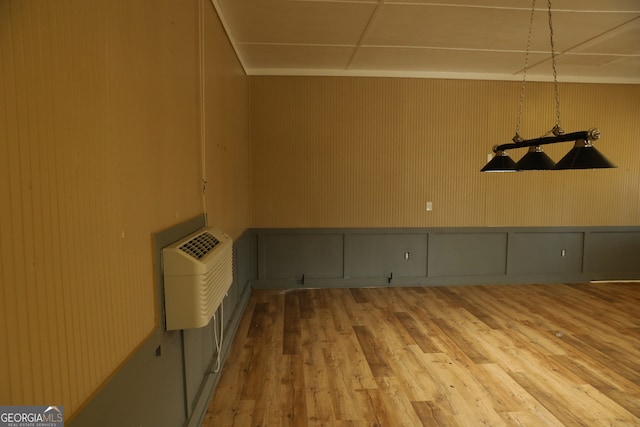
[345,0,386,70]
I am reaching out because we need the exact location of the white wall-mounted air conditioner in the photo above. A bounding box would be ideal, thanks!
[162,227,233,331]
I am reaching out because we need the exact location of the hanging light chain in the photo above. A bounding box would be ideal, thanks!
[515,0,537,142]
[547,0,563,134]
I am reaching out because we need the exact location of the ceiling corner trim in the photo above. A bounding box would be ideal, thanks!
[244,67,640,84]
[207,0,248,76]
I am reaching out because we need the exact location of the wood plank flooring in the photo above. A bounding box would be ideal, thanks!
[203,283,640,426]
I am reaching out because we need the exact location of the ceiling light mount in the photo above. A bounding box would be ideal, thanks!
[481,0,615,172]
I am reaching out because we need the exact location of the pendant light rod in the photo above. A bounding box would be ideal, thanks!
[493,129,599,153]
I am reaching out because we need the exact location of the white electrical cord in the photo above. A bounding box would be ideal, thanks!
[199,0,208,226]
[201,0,225,375]
[211,299,224,373]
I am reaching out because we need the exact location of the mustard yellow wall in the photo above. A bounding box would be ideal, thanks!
[0,0,249,419]
[203,2,250,239]
[250,77,640,227]
[2,0,638,419]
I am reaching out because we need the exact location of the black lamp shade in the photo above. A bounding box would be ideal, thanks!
[481,151,518,172]
[554,140,616,170]
[516,146,556,170]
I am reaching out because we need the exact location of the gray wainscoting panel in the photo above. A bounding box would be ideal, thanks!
[251,227,640,289]
[508,232,584,275]
[183,316,215,418]
[260,233,344,280]
[68,330,186,427]
[345,233,428,278]
[428,232,507,277]
[223,279,238,328]
[587,231,640,278]
[235,230,257,296]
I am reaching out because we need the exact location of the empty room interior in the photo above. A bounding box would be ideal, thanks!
[2,0,640,426]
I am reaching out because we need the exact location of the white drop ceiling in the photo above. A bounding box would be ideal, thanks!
[213,0,640,83]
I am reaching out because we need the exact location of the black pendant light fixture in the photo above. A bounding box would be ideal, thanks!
[554,133,616,169]
[516,146,557,170]
[481,0,615,172]
[481,150,518,172]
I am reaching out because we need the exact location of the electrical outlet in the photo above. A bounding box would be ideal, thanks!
[426,201,433,211]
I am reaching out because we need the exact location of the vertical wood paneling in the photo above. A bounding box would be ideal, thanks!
[250,76,640,228]
[203,0,250,240]
[483,81,640,226]
[0,1,15,405]
[1,0,250,420]
[482,80,568,226]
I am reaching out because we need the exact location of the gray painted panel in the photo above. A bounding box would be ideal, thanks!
[587,231,640,275]
[508,232,584,275]
[69,294,249,427]
[428,232,507,277]
[68,330,185,427]
[345,233,428,278]
[252,226,640,289]
[223,284,236,328]
[261,233,344,279]
[236,231,257,295]
[184,317,218,417]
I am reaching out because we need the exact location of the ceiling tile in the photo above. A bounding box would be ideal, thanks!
[364,5,526,50]
[572,17,640,55]
[350,47,549,75]
[364,4,638,52]
[213,0,640,82]
[540,0,640,11]
[381,0,640,12]
[557,54,624,67]
[288,0,377,2]
[217,0,378,45]
[529,54,640,80]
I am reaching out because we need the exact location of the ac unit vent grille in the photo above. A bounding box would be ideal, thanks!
[178,232,220,260]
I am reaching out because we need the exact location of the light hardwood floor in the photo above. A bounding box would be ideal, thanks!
[203,283,640,426]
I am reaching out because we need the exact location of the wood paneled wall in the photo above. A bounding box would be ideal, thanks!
[203,0,250,239]
[250,77,640,228]
[0,0,249,419]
